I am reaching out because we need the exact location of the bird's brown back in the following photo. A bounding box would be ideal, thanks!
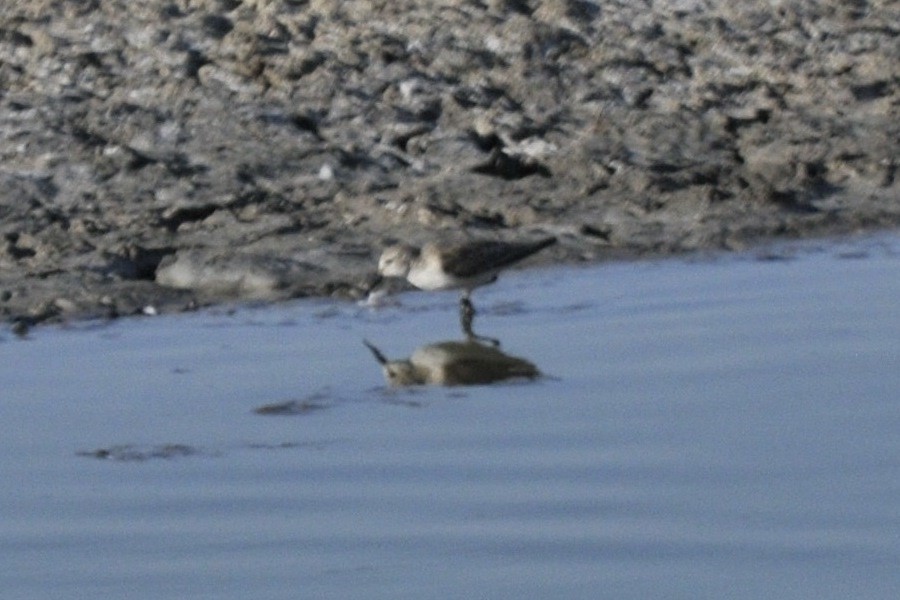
[439,237,556,278]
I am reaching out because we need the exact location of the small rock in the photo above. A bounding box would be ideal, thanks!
[318,164,335,180]
[11,320,30,338]
[155,250,325,298]
[53,297,78,313]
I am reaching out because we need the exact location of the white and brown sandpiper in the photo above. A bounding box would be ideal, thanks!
[376,236,556,336]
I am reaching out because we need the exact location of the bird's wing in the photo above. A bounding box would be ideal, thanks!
[439,238,556,278]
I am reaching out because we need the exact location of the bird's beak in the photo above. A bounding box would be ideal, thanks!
[363,339,388,365]
[366,273,384,294]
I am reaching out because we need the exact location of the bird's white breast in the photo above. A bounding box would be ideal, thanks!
[407,260,459,290]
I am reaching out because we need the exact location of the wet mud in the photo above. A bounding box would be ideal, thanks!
[2,0,897,327]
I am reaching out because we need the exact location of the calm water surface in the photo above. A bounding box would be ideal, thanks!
[2,234,899,599]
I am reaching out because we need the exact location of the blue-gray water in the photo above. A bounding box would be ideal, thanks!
[2,234,899,599]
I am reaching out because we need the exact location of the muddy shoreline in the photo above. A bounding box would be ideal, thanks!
[2,0,897,328]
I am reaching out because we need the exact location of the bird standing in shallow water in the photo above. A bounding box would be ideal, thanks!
[376,236,556,338]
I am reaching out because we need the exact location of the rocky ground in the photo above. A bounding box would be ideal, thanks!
[1,0,897,328]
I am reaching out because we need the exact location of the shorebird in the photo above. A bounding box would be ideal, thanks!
[376,236,556,337]
[363,339,539,387]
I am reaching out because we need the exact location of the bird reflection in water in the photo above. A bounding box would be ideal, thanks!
[364,338,540,387]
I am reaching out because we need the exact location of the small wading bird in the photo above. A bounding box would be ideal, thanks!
[363,339,539,387]
[376,236,557,337]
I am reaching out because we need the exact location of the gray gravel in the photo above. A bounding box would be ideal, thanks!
[1,0,898,326]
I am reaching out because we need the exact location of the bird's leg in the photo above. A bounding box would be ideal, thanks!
[460,293,475,320]
[459,293,500,346]
[459,292,476,334]
[459,297,475,336]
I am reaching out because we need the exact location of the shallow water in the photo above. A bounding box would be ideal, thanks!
[2,234,899,599]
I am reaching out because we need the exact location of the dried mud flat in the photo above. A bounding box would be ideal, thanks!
[1,0,898,327]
